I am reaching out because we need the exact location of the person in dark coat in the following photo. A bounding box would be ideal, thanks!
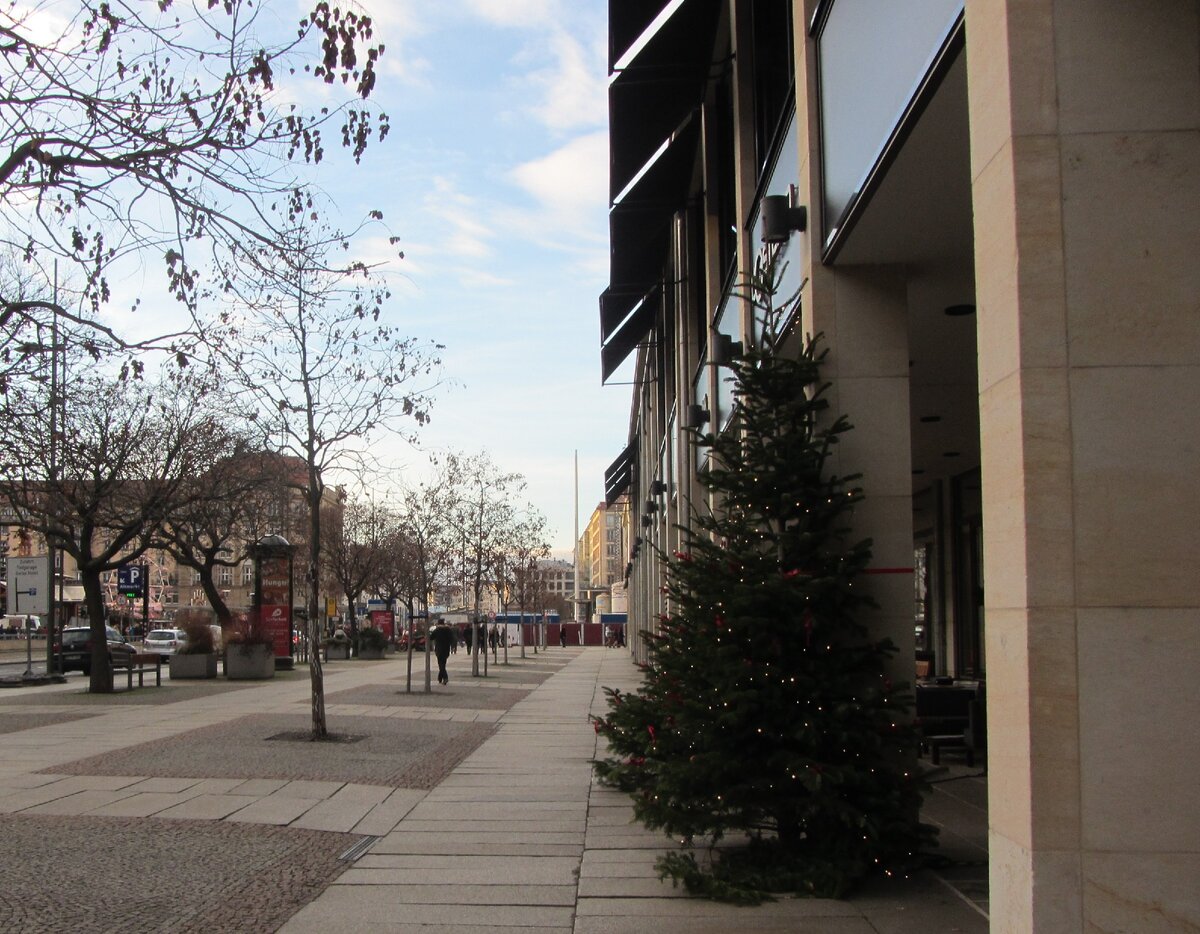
[430,619,454,685]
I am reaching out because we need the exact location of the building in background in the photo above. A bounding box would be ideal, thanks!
[576,495,630,622]
[599,1,1198,930]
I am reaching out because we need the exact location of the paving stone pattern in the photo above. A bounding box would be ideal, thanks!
[0,710,101,735]
[44,714,496,789]
[324,682,530,711]
[0,814,350,933]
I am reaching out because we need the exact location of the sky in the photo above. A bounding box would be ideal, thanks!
[306,0,631,556]
[7,0,631,558]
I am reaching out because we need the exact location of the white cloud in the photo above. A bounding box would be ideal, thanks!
[465,0,563,29]
[522,31,608,131]
[507,132,609,245]
[422,177,496,260]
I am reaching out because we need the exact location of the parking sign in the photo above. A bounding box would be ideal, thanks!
[118,564,144,598]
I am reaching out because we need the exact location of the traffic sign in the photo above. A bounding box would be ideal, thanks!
[7,556,50,615]
[118,564,145,598]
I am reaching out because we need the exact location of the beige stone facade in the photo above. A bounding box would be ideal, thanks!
[601,1,1199,929]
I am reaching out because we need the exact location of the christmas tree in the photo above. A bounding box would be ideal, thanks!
[593,259,932,903]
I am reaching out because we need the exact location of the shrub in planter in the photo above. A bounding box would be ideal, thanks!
[169,619,219,679]
[357,625,387,660]
[324,628,350,660]
[224,613,276,680]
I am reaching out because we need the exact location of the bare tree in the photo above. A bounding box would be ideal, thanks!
[227,221,440,737]
[326,493,390,652]
[395,476,459,693]
[1,0,387,365]
[158,448,297,628]
[0,368,232,691]
[446,452,524,678]
[505,512,551,660]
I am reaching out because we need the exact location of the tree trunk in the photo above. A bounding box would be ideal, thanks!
[307,471,326,738]
[81,565,114,693]
[198,567,233,625]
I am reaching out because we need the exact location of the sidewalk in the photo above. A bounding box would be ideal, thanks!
[0,648,988,933]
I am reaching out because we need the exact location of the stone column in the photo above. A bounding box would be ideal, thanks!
[966,1,1200,929]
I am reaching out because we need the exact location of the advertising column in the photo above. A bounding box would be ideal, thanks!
[259,554,293,663]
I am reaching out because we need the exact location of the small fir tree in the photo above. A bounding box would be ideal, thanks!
[593,259,932,903]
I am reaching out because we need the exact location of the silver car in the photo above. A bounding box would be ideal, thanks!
[144,628,188,659]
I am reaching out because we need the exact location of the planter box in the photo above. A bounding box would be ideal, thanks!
[326,642,350,660]
[225,644,275,680]
[169,653,217,679]
[358,646,385,660]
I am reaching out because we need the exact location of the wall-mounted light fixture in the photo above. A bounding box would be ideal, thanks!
[711,333,743,367]
[645,499,658,513]
[649,479,667,496]
[641,515,653,528]
[685,403,710,430]
[761,184,807,244]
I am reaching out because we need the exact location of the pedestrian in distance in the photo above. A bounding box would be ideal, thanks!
[559,626,567,648]
[430,619,454,685]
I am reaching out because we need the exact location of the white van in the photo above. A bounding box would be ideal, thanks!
[2,614,43,635]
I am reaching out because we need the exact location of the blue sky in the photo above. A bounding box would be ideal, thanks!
[323,0,631,555]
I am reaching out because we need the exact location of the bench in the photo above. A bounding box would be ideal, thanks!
[916,681,984,766]
[116,653,162,689]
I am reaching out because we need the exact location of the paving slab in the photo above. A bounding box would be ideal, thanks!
[352,855,580,885]
[352,787,427,836]
[87,788,211,817]
[155,792,261,820]
[283,888,576,927]
[292,782,393,832]
[22,787,141,815]
[223,791,322,826]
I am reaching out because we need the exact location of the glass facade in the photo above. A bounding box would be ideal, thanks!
[815,0,962,248]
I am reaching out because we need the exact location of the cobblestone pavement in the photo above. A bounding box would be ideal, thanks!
[0,814,351,933]
[44,713,497,789]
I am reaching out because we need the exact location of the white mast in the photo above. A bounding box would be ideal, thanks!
[573,451,581,627]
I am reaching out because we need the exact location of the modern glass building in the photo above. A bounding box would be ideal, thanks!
[600,1,1199,929]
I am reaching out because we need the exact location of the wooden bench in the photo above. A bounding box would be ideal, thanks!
[116,653,162,689]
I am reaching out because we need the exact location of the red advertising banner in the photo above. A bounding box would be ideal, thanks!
[369,610,394,640]
[259,554,292,657]
[262,605,291,657]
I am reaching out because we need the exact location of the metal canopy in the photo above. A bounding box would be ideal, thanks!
[601,290,659,383]
[604,439,639,506]
[601,118,699,344]
[609,0,671,71]
[608,0,720,203]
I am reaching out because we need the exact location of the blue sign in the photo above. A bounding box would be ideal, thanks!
[118,564,144,597]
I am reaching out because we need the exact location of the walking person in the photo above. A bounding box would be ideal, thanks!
[430,619,454,685]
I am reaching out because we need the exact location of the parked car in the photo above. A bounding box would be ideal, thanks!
[143,628,189,659]
[56,626,136,675]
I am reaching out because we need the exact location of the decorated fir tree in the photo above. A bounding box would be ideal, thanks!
[593,260,932,903]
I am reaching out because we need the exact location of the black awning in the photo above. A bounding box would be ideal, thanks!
[601,114,700,342]
[609,0,671,71]
[605,439,639,506]
[608,0,721,202]
[601,290,658,383]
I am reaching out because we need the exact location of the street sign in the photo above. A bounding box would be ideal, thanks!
[7,556,50,615]
[487,610,496,620]
[117,564,145,598]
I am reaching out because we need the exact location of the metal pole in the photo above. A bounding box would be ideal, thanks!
[573,451,580,646]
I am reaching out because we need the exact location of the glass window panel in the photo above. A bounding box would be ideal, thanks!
[817,0,962,246]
